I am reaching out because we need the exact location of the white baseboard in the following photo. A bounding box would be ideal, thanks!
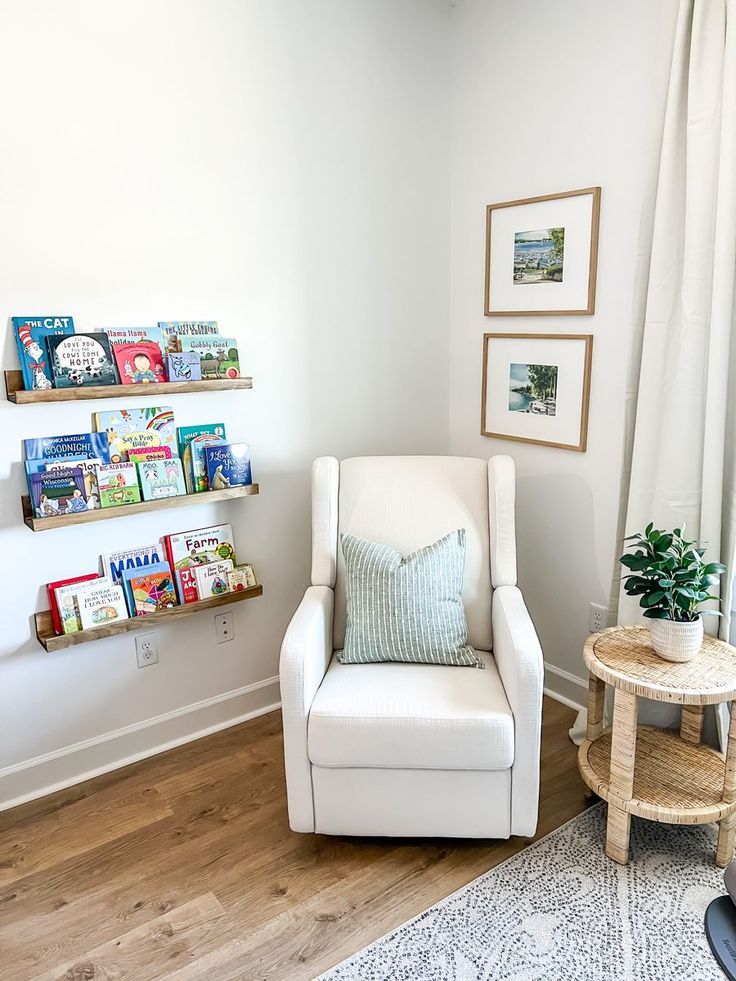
[0,675,281,813]
[543,661,586,712]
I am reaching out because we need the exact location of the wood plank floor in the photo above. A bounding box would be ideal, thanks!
[0,696,587,981]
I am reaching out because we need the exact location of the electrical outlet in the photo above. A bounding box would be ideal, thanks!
[215,612,234,644]
[136,633,159,668]
[589,602,607,634]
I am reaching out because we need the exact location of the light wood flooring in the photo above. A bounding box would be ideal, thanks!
[0,696,587,980]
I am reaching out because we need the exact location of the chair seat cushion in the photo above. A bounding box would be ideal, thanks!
[308,651,514,771]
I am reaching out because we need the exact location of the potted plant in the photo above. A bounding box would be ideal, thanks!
[620,524,727,662]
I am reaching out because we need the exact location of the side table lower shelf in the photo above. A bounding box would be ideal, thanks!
[579,726,734,825]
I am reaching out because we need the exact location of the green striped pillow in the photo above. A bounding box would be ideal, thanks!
[336,530,483,668]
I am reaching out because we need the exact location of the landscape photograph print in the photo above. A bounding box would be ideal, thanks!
[513,227,565,284]
[508,362,558,416]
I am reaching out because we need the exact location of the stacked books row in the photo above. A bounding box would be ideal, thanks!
[24,407,252,518]
[11,317,242,393]
[47,522,258,636]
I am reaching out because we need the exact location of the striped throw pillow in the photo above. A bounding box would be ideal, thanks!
[336,529,483,668]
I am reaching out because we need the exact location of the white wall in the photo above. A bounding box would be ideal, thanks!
[449,0,678,703]
[0,0,451,807]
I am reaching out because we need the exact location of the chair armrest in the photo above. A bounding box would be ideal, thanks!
[279,585,334,832]
[492,585,544,836]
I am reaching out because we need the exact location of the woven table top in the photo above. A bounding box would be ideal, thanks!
[583,625,736,705]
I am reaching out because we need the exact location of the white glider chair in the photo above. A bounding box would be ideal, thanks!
[279,455,544,838]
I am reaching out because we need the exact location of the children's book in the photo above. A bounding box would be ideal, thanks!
[46,333,119,388]
[30,467,87,517]
[112,341,166,384]
[180,336,239,379]
[227,563,257,592]
[176,424,226,492]
[166,352,201,382]
[12,316,75,391]
[194,560,234,599]
[47,573,100,635]
[78,584,129,630]
[138,458,186,500]
[102,326,165,349]
[128,446,173,463]
[157,321,219,354]
[162,523,236,602]
[190,437,225,493]
[101,544,164,584]
[122,562,178,616]
[96,462,141,507]
[204,443,252,490]
[94,406,177,462]
[177,567,200,604]
[44,457,101,507]
[55,576,111,634]
[23,432,110,462]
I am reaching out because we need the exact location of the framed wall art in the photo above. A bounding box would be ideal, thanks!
[481,333,593,451]
[484,187,601,316]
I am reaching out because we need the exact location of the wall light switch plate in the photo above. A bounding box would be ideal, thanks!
[215,612,234,644]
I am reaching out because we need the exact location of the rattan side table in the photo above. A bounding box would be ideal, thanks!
[578,625,736,868]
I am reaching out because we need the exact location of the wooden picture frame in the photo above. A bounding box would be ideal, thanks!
[481,332,593,451]
[484,187,601,317]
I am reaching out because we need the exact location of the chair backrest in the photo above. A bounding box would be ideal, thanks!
[310,455,517,652]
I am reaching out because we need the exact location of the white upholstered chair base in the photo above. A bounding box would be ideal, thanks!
[279,456,544,839]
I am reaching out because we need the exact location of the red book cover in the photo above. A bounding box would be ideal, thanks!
[112,341,166,384]
[47,573,99,635]
[178,567,200,604]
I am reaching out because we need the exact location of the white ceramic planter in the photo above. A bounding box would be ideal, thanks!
[649,617,704,662]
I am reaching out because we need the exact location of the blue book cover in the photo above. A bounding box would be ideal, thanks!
[121,560,172,614]
[30,467,87,517]
[23,432,110,462]
[203,442,252,490]
[12,316,75,391]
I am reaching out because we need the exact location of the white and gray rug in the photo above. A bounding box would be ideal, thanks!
[319,804,728,980]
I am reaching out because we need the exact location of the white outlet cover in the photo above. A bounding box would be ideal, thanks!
[136,633,159,667]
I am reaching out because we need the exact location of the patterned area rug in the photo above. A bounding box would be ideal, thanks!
[319,804,729,980]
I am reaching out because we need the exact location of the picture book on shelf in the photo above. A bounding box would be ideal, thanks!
[46,333,118,388]
[12,316,75,391]
[30,467,88,517]
[190,436,226,493]
[204,443,252,490]
[227,563,257,592]
[121,561,177,616]
[96,462,141,507]
[180,336,239,379]
[166,352,201,382]
[128,446,173,463]
[112,341,166,384]
[47,573,100,635]
[177,424,226,493]
[157,322,219,354]
[194,560,234,599]
[94,406,177,462]
[163,523,236,603]
[44,457,100,507]
[54,576,110,634]
[101,544,164,584]
[102,326,164,349]
[23,431,110,462]
[78,584,129,630]
[138,458,186,500]
[177,567,200,604]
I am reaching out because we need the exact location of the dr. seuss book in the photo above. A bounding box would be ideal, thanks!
[46,333,118,388]
[47,573,99,635]
[12,316,74,391]
[227,563,257,592]
[94,406,177,462]
[204,443,252,490]
[78,584,129,630]
[157,321,219,354]
[121,561,177,616]
[54,576,111,634]
[166,352,201,382]
[96,462,141,507]
[176,424,226,493]
[30,467,87,517]
[180,336,240,379]
[128,446,172,463]
[112,341,166,384]
[194,560,234,599]
[162,523,236,602]
[138,458,186,500]
[45,457,100,507]
[101,544,164,584]
[23,431,110,462]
